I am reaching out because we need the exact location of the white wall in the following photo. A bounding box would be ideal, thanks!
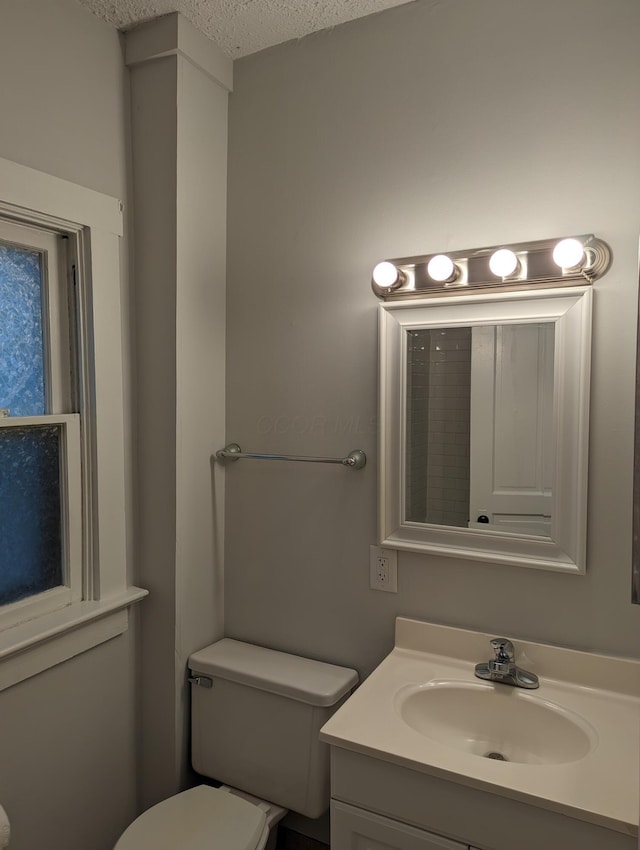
[0,1,138,848]
[175,49,228,787]
[226,0,640,677]
[126,15,230,808]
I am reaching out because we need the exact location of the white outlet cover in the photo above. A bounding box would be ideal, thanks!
[369,545,398,592]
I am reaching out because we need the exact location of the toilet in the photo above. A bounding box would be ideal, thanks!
[114,638,358,849]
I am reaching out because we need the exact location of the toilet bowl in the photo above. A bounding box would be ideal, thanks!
[114,785,286,850]
[114,639,358,849]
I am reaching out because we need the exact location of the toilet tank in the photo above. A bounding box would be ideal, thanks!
[188,639,358,818]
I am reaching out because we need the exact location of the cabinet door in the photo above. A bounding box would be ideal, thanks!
[332,801,467,850]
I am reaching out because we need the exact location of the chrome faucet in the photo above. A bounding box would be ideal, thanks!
[474,638,539,689]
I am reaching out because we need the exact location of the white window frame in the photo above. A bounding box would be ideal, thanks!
[0,156,147,692]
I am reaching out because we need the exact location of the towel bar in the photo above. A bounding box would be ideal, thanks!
[216,443,366,470]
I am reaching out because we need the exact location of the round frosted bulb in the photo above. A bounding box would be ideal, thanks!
[553,238,585,270]
[372,261,400,288]
[427,254,456,282]
[489,248,519,278]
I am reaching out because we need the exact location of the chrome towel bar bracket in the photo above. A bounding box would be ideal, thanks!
[216,443,366,470]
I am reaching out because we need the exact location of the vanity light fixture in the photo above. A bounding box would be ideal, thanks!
[427,254,458,283]
[371,261,405,295]
[489,248,520,278]
[370,234,611,299]
[552,238,586,270]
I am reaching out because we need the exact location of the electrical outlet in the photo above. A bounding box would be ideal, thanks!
[369,545,398,592]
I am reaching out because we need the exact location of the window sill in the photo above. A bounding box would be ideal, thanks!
[0,586,148,692]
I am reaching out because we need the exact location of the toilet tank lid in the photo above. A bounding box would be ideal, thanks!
[189,639,358,706]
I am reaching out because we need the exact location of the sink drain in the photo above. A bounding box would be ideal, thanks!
[485,752,508,761]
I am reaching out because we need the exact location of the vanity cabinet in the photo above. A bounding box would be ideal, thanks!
[332,801,467,850]
[321,618,639,850]
[329,748,636,850]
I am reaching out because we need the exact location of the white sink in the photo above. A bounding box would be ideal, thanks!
[397,679,596,764]
[319,617,640,835]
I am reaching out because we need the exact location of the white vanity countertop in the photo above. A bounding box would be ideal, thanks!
[320,617,640,836]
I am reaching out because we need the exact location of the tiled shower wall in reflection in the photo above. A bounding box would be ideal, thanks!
[406,328,471,528]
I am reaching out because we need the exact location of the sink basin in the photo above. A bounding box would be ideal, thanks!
[397,679,597,764]
[320,618,640,832]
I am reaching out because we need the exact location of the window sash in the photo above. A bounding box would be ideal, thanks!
[0,219,72,416]
[0,414,82,630]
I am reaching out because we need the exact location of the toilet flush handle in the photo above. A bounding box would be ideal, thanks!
[188,675,213,688]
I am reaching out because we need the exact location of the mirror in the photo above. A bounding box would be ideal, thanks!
[633,278,640,603]
[379,287,592,573]
[405,321,554,537]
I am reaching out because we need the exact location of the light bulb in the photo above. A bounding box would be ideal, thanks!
[372,261,400,288]
[427,254,456,282]
[553,238,585,270]
[489,248,519,278]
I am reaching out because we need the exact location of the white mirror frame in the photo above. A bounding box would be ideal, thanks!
[379,286,592,573]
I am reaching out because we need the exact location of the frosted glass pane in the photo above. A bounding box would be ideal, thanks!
[0,425,63,606]
[0,242,46,416]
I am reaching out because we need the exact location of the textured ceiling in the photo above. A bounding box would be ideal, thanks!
[76,0,413,58]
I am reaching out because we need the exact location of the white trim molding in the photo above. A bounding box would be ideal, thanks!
[124,12,233,92]
[0,155,147,691]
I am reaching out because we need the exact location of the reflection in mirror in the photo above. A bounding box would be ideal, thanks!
[405,323,554,537]
[406,326,471,528]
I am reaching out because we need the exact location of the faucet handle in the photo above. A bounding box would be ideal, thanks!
[490,638,515,662]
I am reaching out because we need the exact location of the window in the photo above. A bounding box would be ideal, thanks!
[0,220,82,628]
[0,156,146,691]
